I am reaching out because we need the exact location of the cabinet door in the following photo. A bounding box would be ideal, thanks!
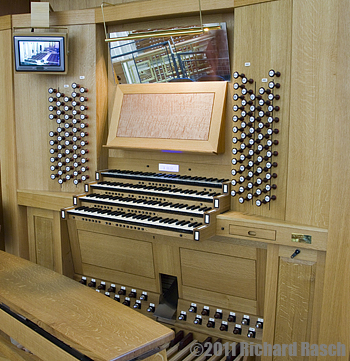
[27,207,71,275]
[263,245,325,361]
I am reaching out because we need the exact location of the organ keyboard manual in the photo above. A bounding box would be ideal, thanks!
[62,169,230,242]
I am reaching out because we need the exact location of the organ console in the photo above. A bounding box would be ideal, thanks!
[1,1,349,360]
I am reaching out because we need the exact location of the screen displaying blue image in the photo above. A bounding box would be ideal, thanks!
[18,40,61,67]
[14,34,66,72]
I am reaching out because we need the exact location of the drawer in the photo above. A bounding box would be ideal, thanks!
[229,224,276,241]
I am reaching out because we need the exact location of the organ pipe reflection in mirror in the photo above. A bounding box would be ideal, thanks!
[48,83,90,185]
[108,23,230,83]
[231,70,281,207]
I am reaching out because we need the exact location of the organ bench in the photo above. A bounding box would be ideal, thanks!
[0,250,173,361]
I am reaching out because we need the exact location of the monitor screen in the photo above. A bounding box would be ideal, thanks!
[14,34,67,73]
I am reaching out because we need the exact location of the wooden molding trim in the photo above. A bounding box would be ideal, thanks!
[17,190,76,211]
[12,9,95,29]
[0,15,11,31]
[95,0,278,25]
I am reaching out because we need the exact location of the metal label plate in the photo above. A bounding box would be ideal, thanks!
[291,233,312,244]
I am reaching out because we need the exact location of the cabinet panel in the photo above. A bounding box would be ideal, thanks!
[180,248,256,300]
[27,207,68,274]
[34,216,54,270]
[78,230,155,279]
[273,257,316,360]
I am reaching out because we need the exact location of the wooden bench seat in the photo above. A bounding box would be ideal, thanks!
[0,251,173,361]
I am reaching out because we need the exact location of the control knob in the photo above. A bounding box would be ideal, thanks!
[97,282,106,291]
[206,320,215,328]
[219,322,228,331]
[201,308,210,316]
[122,298,130,306]
[107,284,116,293]
[147,304,155,313]
[87,279,96,288]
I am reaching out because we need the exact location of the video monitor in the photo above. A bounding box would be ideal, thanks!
[13,33,67,73]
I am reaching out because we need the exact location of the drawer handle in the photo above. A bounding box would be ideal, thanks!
[248,231,257,236]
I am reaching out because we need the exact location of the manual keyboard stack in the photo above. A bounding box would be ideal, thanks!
[62,169,230,241]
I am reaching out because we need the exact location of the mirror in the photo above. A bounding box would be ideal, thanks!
[109,23,230,84]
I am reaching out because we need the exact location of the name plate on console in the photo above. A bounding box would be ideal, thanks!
[291,233,312,244]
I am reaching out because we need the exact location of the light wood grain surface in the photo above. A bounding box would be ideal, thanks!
[285,0,336,228]
[37,0,276,14]
[0,29,28,257]
[181,248,256,300]
[273,257,316,361]
[17,190,76,211]
[106,82,226,154]
[217,211,328,251]
[0,331,41,361]
[14,23,100,194]
[0,16,11,31]
[12,9,96,28]
[117,93,214,140]
[0,251,173,361]
[317,0,350,359]
[231,0,292,219]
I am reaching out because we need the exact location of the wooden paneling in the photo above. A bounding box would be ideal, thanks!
[261,244,279,358]
[273,257,316,361]
[95,24,109,171]
[0,15,11,30]
[317,0,350,359]
[78,230,155,278]
[82,263,158,292]
[14,24,99,193]
[39,0,276,14]
[0,28,28,257]
[256,247,267,316]
[12,9,95,28]
[182,286,257,315]
[180,248,257,300]
[231,0,292,219]
[40,0,139,12]
[0,331,41,361]
[261,246,325,361]
[96,0,234,24]
[0,309,78,361]
[27,208,64,273]
[285,0,337,228]
[34,215,54,269]
[17,190,75,211]
[95,0,280,25]
[217,211,328,251]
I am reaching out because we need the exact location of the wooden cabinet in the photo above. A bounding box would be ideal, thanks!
[262,245,325,361]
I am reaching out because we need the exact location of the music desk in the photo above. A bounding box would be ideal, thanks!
[0,251,173,361]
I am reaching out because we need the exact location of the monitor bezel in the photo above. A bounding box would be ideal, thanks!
[13,32,68,74]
